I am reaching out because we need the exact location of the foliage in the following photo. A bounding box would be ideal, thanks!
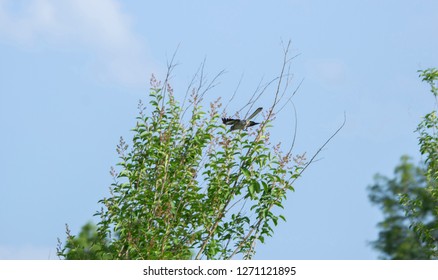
[57,44,332,259]
[418,68,438,97]
[399,68,438,257]
[369,68,438,259]
[56,222,111,260]
[89,78,299,260]
[368,156,436,259]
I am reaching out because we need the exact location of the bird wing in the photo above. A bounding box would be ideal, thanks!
[247,107,262,120]
[222,118,239,125]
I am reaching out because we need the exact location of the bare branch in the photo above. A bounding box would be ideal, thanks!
[161,45,180,107]
[224,73,245,113]
[290,111,347,185]
[275,78,304,116]
[286,100,298,157]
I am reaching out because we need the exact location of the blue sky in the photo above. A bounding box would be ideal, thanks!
[0,0,437,259]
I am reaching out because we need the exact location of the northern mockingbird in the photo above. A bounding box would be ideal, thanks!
[222,107,262,131]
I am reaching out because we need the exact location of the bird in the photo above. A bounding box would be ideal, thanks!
[222,107,262,131]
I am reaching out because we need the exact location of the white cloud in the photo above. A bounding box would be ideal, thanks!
[0,0,153,88]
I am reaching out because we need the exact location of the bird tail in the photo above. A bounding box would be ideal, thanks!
[247,107,262,120]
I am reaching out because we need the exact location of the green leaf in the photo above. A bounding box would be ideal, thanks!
[248,183,255,198]
[241,167,251,178]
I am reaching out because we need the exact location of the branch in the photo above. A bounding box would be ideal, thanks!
[290,111,347,185]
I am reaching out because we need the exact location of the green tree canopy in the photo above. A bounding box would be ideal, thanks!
[368,156,436,259]
[369,68,438,259]
[57,222,111,260]
[57,46,341,260]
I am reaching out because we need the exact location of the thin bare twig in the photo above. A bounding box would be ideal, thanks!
[291,111,347,185]
[161,45,180,107]
[224,73,245,113]
[276,78,304,116]
[286,100,298,157]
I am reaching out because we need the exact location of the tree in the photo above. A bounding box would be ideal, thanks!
[368,68,438,259]
[400,68,438,257]
[57,222,111,260]
[57,44,343,260]
[368,156,435,259]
